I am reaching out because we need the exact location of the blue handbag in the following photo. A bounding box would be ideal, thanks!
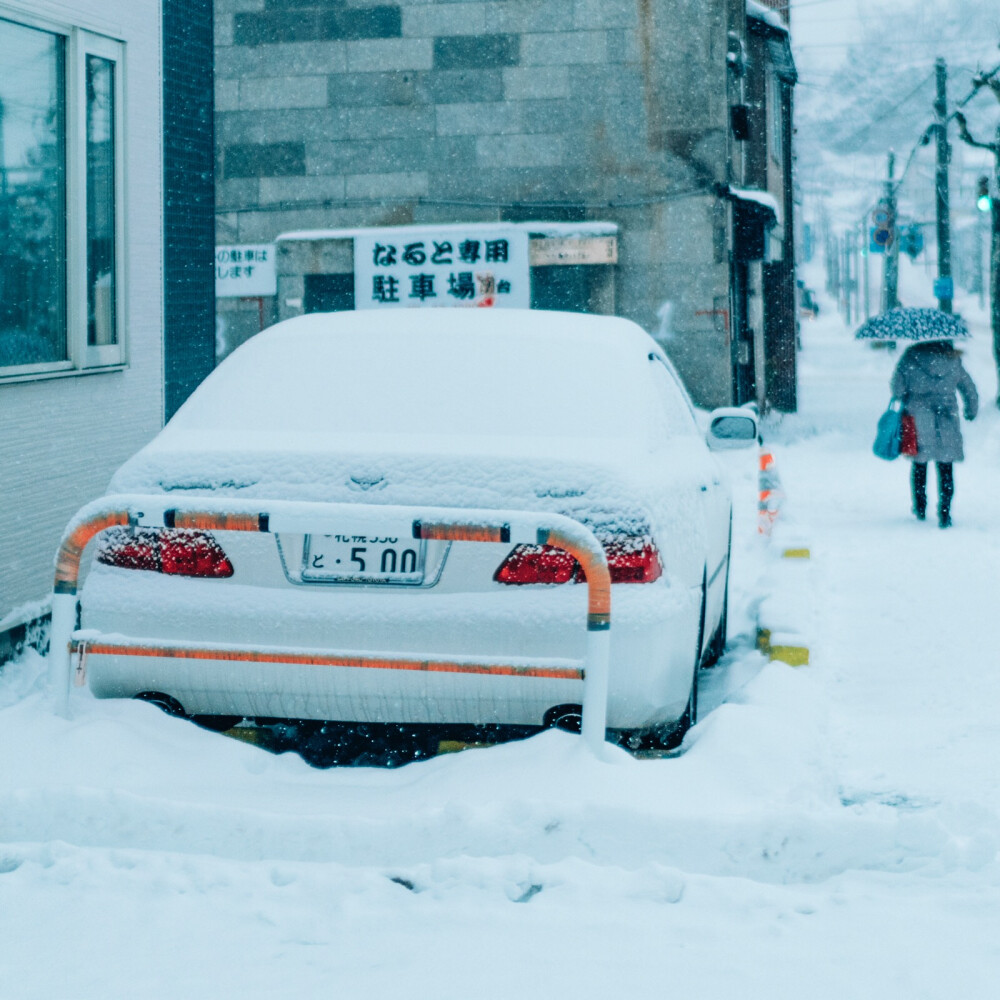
[873,399,903,461]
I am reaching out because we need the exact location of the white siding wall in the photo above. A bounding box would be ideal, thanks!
[0,1,163,616]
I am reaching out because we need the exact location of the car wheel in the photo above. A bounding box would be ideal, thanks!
[191,714,243,732]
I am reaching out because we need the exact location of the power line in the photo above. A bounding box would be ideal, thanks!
[831,71,935,148]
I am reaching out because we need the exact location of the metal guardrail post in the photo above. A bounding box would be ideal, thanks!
[49,496,612,754]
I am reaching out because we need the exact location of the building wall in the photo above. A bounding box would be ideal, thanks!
[0,1,164,619]
[164,0,217,421]
[746,11,797,411]
[214,0,744,407]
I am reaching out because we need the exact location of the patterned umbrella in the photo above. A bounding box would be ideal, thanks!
[855,307,970,342]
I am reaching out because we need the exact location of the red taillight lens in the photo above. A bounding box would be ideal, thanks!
[494,544,581,585]
[603,537,663,583]
[494,536,662,585]
[97,528,234,578]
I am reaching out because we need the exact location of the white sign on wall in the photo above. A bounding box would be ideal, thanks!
[215,244,277,297]
[354,225,529,310]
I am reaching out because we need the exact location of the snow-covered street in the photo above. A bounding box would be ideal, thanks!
[2,265,999,997]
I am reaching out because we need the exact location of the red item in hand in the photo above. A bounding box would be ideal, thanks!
[901,413,918,456]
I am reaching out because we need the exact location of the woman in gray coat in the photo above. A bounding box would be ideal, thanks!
[890,340,978,527]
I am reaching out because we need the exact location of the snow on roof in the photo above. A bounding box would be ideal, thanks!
[277,221,619,243]
[728,186,782,224]
[746,0,789,34]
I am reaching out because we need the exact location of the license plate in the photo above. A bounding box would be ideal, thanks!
[301,532,426,584]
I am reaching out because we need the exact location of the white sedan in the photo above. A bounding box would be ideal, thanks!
[68,309,755,763]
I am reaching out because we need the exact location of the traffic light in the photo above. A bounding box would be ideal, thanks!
[977,175,992,213]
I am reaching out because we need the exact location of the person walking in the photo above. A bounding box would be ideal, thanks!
[890,339,978,527]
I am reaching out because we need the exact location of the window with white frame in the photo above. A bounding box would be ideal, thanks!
[0,15,124,378]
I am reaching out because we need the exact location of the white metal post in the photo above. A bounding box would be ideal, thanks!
[48,592,77,718]
[581,628,611,754]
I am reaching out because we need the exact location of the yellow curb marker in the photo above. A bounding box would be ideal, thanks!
[768,644,810,667]
[756,627,810,667]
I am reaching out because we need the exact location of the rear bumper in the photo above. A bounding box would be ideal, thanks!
[81,571,700,729]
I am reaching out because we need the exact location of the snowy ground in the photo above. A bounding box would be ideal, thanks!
[3,269,1000,997]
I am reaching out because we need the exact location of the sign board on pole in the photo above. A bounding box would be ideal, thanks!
[529,236,618,266]
[216,244,277,297]
[354,225,530,310]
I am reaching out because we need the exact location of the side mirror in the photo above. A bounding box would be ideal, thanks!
[706,407,758,450]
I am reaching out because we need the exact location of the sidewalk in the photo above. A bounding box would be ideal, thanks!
[774,262,1000,818]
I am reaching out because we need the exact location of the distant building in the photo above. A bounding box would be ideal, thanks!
[0,0,215,655]
[744,0,797,411]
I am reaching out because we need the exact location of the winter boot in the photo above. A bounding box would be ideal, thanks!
[937,462,954,529]
[911,462,927,521]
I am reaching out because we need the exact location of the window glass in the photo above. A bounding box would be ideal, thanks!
[86,55,115,347]
[0,19,66,367]
[648,356,701,438]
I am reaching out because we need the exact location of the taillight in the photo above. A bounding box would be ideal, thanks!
[494,535,662,585]
[494,544,580,585]
[97,527,234,578]
[602,537,663,583]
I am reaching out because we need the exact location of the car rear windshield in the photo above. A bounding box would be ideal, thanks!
[173,327,661,446]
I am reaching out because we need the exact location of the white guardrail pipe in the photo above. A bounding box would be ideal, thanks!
[49,495,612,755]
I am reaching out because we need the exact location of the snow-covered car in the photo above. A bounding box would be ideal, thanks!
[73,310,755,761]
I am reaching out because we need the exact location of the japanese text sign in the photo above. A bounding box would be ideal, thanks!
[216,244,277,297]
[354,226,529,310]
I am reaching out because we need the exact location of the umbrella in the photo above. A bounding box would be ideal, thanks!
[855,307,970,342]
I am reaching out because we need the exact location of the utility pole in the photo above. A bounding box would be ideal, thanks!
[976,206,986,309]
[828,231,840,300]
[934,58,953,313]
[843,232,853,326]
[884,151,899,310]
[860,219,871,320]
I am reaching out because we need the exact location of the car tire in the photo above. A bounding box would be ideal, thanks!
[191,714,243,733]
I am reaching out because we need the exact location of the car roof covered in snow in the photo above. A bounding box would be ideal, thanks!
[156,309,667,454]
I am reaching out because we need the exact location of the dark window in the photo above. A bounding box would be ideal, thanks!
[530,266,597,313]
[0,21,67,368]
[304,273,355,313]
[730,104,750,141]
[86,55,116,347]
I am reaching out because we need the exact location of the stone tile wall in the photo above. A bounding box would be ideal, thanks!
[215,0,743,406]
